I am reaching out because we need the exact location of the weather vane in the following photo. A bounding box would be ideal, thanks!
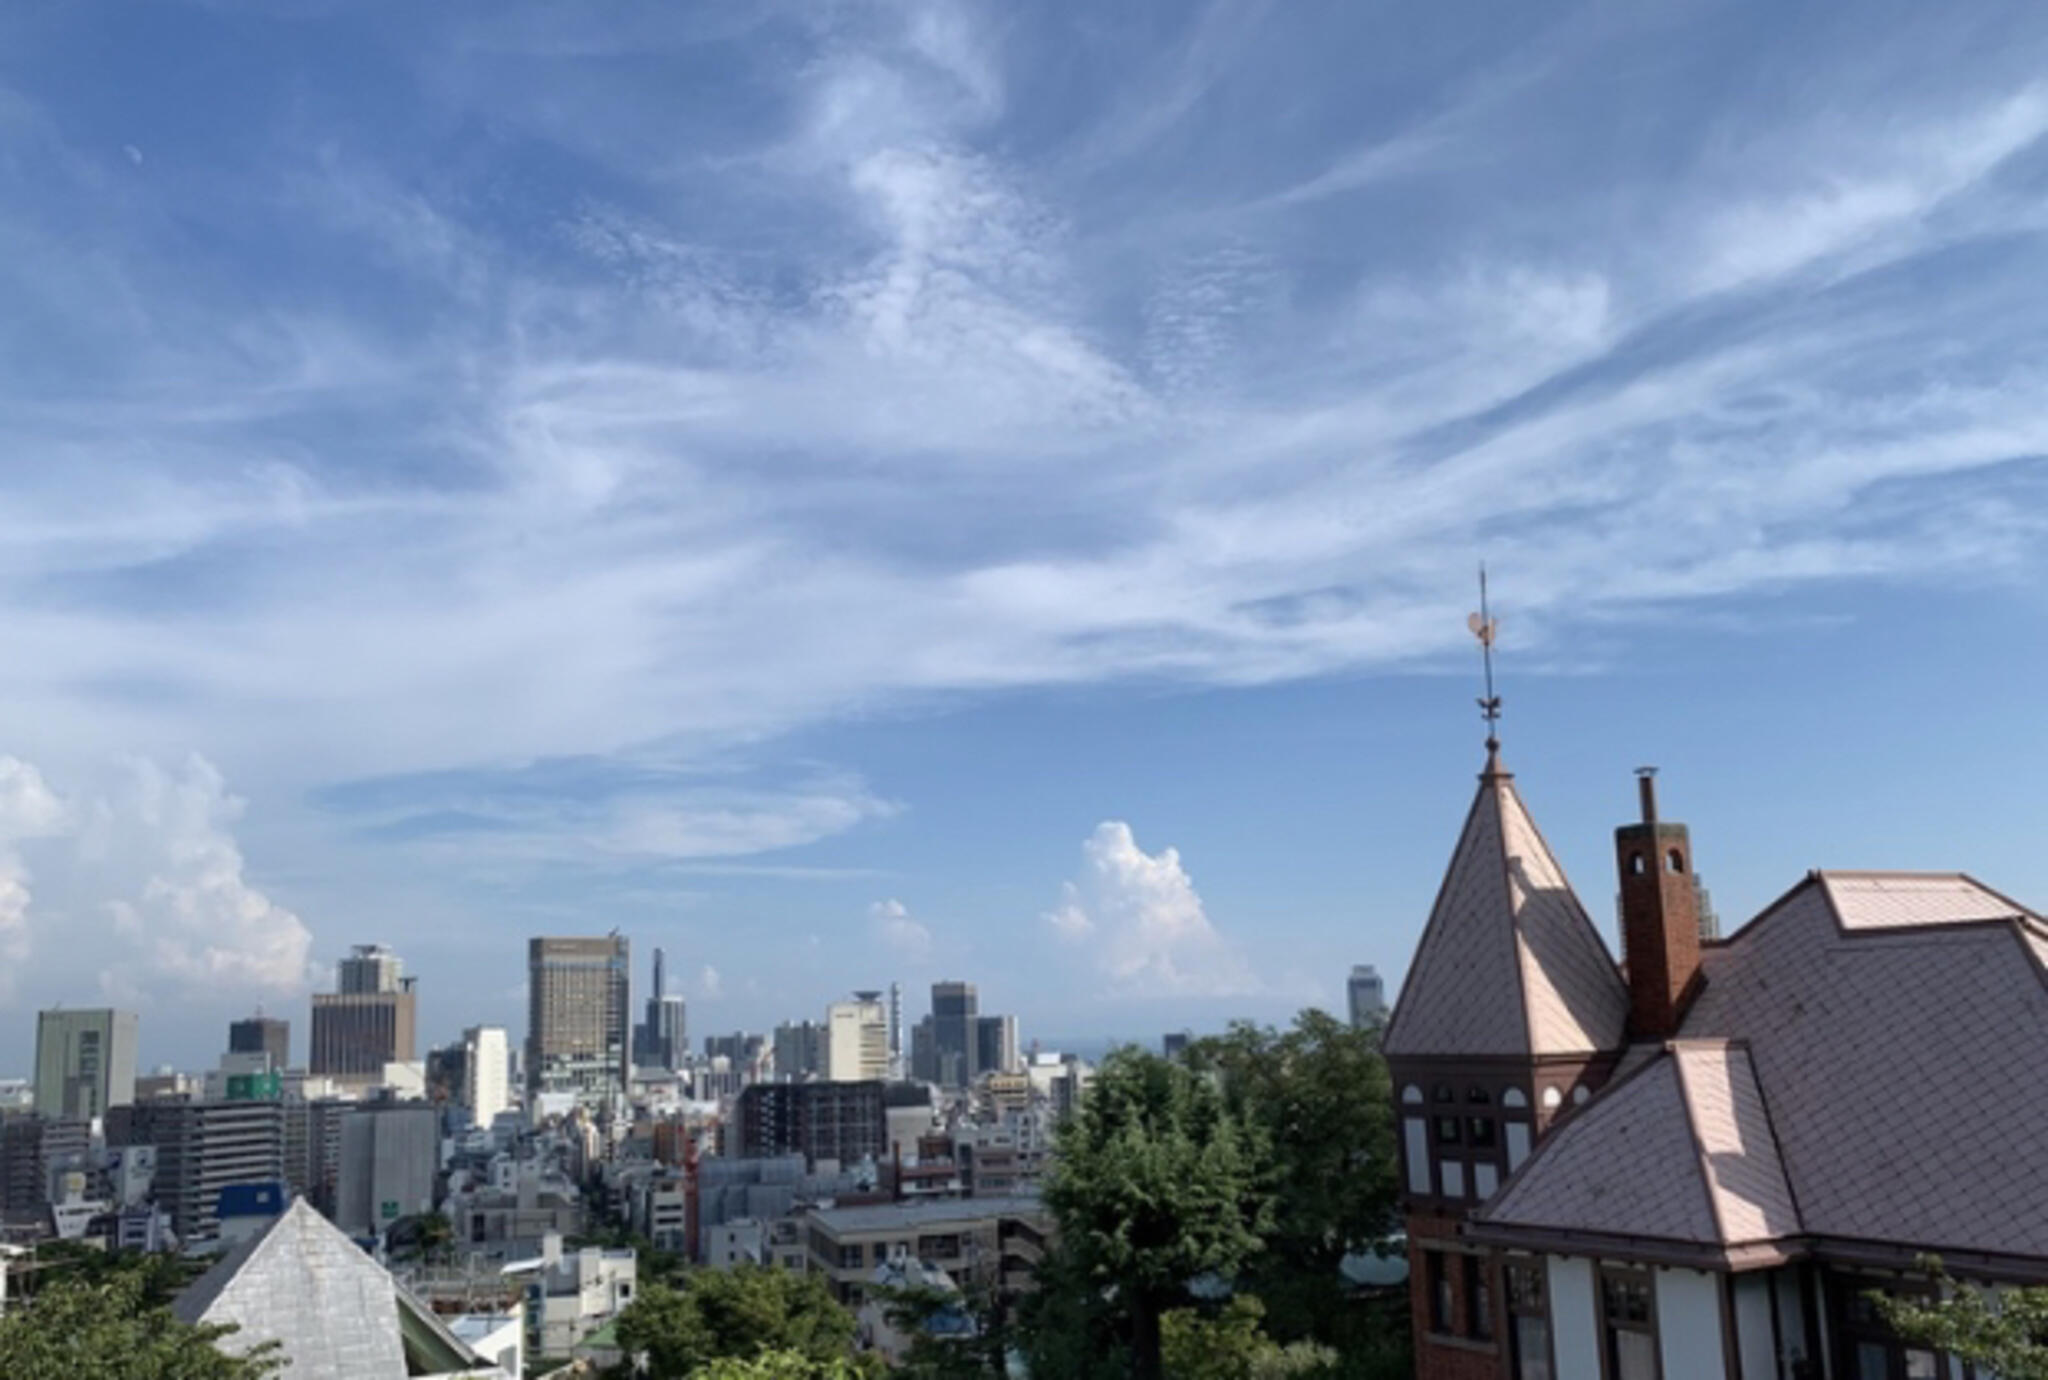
[1467,564,1501,749]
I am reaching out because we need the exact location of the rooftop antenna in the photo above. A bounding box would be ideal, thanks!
[1467,564,1502,757]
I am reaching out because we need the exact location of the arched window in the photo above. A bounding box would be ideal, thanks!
[1402,1085,1424,1105]
[1433,1083,1455,1104]
[1501,1087,1528,1110]
[1667,848,1685,874]
[1572,1086,1591,1106]
[1540,1087,1562,1110]
[1467,1086,1492,1105]
[1629,852,1646,875]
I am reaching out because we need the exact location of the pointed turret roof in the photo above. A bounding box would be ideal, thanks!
[1383,752,1630,1059]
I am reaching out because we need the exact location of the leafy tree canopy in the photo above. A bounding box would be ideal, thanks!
[1184,1011,1402,1355]
[1033,1047,1274,1380]
[613,1266,860,1379]
[1876,1261,2048,1380]
[1161,1296,1338,1380]
[0,1265,281,1379]
[684,1350,877,1379]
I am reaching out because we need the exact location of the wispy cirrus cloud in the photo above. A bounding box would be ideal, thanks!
[2,0,2048,1047]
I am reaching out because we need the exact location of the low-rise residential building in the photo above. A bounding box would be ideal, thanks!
[800,1195,1051,1305]
[504,1236,637,1358]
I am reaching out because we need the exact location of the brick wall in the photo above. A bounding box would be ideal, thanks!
[1407,1211,1507,1380]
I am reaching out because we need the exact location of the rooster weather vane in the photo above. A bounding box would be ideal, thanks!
[1468,565,1501,750]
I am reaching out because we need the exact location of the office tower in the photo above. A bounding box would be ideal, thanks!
[732,1081,887,1168]
[527,935,630,1101]
[337,943,403,994]
[0,1114,91,1213]
[1346,964,1389,1030]
[773,1020,826,1082]
[930,980,978,1089]
[888,982,903,1077]
[909,1017,937,1085]
[462,1025,510,1128]
[227,1015,290,1072]
[110,1098,284,1247]
[334,1103,439,1237]
[1162,1030,1192,1059]
[33,1008,140,1120]
[975,1014,1020,1078]
[310,946,417,1082]
[635,947,688,1074]
[825,993,890,1083]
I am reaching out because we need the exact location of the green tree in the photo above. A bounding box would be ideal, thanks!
[0,1267,282,1379]
[1185,1011,1401,1356]
[875,1281,1004,1378]
[685,1350,876,1379]
[613,1266,861,1378]
[1875,1261,2048,1380]
[1161,1296,1337,1380]
[1032,1048,1274,1380]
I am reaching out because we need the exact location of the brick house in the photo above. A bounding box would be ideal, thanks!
[1385,744,2048,1380]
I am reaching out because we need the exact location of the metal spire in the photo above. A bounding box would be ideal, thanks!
[1467,564,1502,761]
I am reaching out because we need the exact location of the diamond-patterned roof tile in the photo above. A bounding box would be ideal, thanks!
[1384,759,1628,1058]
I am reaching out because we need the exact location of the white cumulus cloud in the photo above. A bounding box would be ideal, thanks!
[84,755,316,994]
[698,964,723,999]
[0,757,71,984]
[0,753,315,1009]
[1043,820,1259,997]
[869,897,932,959]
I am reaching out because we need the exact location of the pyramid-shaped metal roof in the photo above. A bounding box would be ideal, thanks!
[1382,750,1630,1059]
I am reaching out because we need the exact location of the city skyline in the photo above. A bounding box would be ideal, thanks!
[4,1,2048,1071]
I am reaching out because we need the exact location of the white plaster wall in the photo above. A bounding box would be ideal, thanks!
[1548,1256,1600,1380]
[1657,1267,1727,1380]
[1731,1272,1776,1380]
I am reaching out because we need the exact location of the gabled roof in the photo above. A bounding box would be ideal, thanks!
[1476,870,2048,1268]
[175,1197,499,1379]
[1383,752,1630,1059]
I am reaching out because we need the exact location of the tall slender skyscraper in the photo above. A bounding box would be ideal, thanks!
[888,982,903,1079]
[1346,965,1389,1029]
[635,946,687,1074]
[528,934,630,1101]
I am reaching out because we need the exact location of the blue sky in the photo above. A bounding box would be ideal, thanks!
[2,0,2047,1071]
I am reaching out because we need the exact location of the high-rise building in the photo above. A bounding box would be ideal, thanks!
[773,1020,826,1082]
[33,1008,139,1120]
[930,981,979,1089]
[975,1014,1019,1078]
[826,993,890,1083]
[909,1017,937,1085]
[1346,965,1389,1030]
[334,1103,439,1237]
[109,1097,284,1247]
[337,943,403,995]
[310,946,417,1083]
[462,1025,510,1128]
[888,982,903,1077]
[634,948,688,1074]
[527,935,630,1102]
[227,1015,290,1072]
[732,1081,887,1168]
[0,1114,91,1213]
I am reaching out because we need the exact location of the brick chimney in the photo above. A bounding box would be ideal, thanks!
[1615,768,1701,1039]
